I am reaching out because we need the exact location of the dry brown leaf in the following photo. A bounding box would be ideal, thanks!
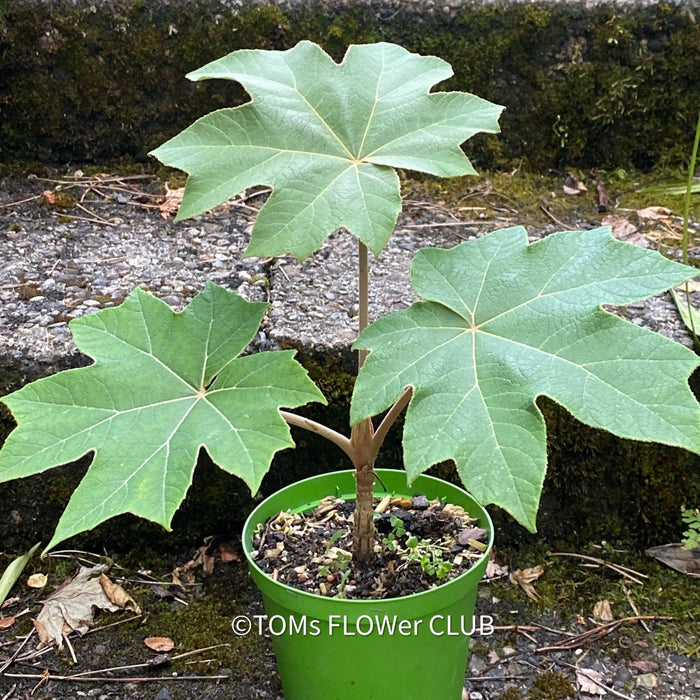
[218,542,241,563]
[484,551,508,580]
[34,564,141,649]
[42,190,56,205]
[99,573,140,612]
[27,573,48,589]
[172,536,237,582]
[636,205,673,221]
[0,616,17,629]
[592,599,614,622]
[576,667,607,695]
[159,183,185,220]
[601,215,647,246]
[509,565,544,600]
[629,660,659,674]
[144,636,175,652]
[563,175,587,196]
[645,543,700,577]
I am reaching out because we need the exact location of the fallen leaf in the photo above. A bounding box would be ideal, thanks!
[636,205,673,221]
[218,542,241,562]
[159,183,185,219]
[0,616,17,629]
[144,636,175,652]
[563,175,587,196]
[645,543,700,577]
[27,573,48,589]
[509,565,544,600]
[34,564,141,649]
[42,190,56,205]
[99,573,140,611]
[592,599,614,622]
[576,667,607,695]
[629,660,659,674]
[601,215,646,246]
[484,551,508,580]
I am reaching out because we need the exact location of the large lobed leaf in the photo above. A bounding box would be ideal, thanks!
[0,282,325,550]
[351,227,700,530]
[150,40,503,260]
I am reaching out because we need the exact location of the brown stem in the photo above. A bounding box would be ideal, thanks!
[358,240,369,368]
[280,411,355,463]
[368,387,412,464]
[350,418,375,562]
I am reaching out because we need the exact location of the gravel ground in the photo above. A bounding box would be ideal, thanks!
[0,172,695,387]
[1,170,699,699]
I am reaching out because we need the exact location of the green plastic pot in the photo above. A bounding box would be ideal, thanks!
[242,469,494,700]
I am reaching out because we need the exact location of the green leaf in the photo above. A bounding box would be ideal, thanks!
[150,41,503,260]
[351,227,700,530]
[0,542,41,607]
[672,288,700,338]
[0,282,325,550]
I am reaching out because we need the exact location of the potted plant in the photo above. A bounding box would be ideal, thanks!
[1,41,699,699]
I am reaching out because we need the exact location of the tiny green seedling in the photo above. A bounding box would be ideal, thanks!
[381,516,407,552]
[403,536,453,580]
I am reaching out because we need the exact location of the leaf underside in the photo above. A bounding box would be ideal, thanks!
[150,40,503,260]
[0,283,325,550]
[351,226,700,530]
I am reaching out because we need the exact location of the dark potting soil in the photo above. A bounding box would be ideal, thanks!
[250,493,489,599]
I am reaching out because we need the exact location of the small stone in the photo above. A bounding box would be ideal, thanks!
[469,655,487,674]
[635,673,658,689]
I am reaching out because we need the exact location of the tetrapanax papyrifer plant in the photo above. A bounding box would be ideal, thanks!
[1,41,699,562]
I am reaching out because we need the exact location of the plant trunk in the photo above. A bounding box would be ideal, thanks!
[353,460,375,562]
[351,417,375,562]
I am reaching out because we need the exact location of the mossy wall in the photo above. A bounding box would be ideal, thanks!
[1,0,699,171]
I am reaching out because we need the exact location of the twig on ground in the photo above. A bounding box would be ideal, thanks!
[83,613,142,636]
[3,644,231,684]
[536,616,673,652]
[465,673,531,682]
[62,633,78,664]
[539,198,578,229]
[548,551,648,585]
[3,672,229,683]
[0,629,35,673]
[0,683,17,700]
[554,658,635,700]
[622,585,651,633]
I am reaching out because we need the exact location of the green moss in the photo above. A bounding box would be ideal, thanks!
[486,537,700,657]
[530,671,576,699]
[499,689,523,700]
[1,1,698,171]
